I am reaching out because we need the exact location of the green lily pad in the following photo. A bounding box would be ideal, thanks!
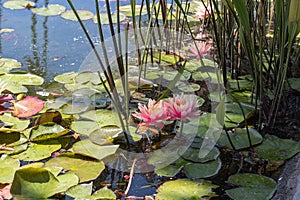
[3,0,35,10]
[61,10,94,21]
[226,173,276,200]
[80,109,121,127]
[163,70,191,81]
[5,73,44,85]
[0,143,28,155]
[185,158,222,179]
[54,71,77,84]
[93,12,126,24]
[0,58,21,73]
[11,167,60,199]
[0,113,30,132]
[156,179,217,200]
[228,79,253,90]
[71,120,100,135]
[153,52,180,66]
[288,78,300,92]
[89,187,116,199]
[0,75,28,94]
[0,131,28,147]
[176,82,201,92]
[255,134,300,161]
[76,71,101,85]
[218,128,263,150]
[72,140,119,161]
[55,172,79,194]
[32,4,66,16]
[89,125,122,145]
[61,99,90,115]
[46,153,105,183]
[10,166,77,197]
[225,102,255,127]
[182,146,220,163]
[119,5,148,16]
[11,140,61,161]
[30,123,70,141]
[155,158,188,177]
[0,155,20,183]
[66,183,93,199]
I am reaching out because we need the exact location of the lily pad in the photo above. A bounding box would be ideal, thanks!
[76,71,101,85]
[182,146,220,163]
[54,71,77,84]
[185,158,222,179]
[226,173,276,200]
[156,179,217,200]
[218,128,263,150]
[46,153,105,183]
[93,12,126,24]
[0,113,30,131]
[4,73,44,85]
[13,96,44,118]
[71,120,100,135]
[72,139,119,161]
[89,187,116,199]
[3,0,35,10]
[11,167,60,199]
[176,82,201,92]
[32,4,66,16]
[55,172,79,194]
[288,78,300,92]
[0,58,21,73]
[11,140,61,161]
[30,123,70,141]
[255,134,300,161]
[0,131,28,147]
[66,183,93,199]
[155,158,188,177]
[80,109,121,127]
[119,5,148,16]
[89,125,122,145]
[61,10,94,21]
[0,155,20,183]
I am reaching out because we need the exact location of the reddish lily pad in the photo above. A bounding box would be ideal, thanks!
[13,96,44,118]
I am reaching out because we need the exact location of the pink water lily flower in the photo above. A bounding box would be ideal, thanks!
[132,99,169,128]
[189,41,212,60]
[167,93,200,122]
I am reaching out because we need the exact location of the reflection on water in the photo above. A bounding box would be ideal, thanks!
[0,0,114,81]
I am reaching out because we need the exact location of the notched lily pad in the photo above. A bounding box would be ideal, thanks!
[54,71,77,84]
[226,173,276,200]
[156,179,217,200]
[3,0,35,10]
[255,134,300,161]
[61,10,94,21]
[32,4,66,16]
[185,158,222,179]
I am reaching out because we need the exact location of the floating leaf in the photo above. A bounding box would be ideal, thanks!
[76,71,101,85]
[89,125,122,145]
[226,173,276,200]
[71,120,100,135]
[0,131,28,147]
[156,179,217,199]
[11,167,60,199]
[0,155,20,183]
[72,140,119,161]
[32,4,66,16]
[66,183,93,199]
[55,172,79,194]
[119,5,148,16]
[46,153,105,183]
[30,123,69,141]
[185,158,222,179]
[225,102,255,127]
[3,0,35,10]
[218,128,263,150]
[87,187,116,199]
[54,71,77,84]
[0,113,30,131]
[3,73,44,85]
[182,146,220,163]
[12,140,61,161]
[176,82,201,92]
[13,96,44,118]
[80,109,121,127]
[61,10,94,21]
[255,134,300,161]
[0,58,21,73]
[155,158,187,177]
[92,12,126,24]
[287,78,300,92]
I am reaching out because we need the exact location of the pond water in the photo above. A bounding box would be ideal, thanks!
[0,0,134,81]
[1,0,160,197]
